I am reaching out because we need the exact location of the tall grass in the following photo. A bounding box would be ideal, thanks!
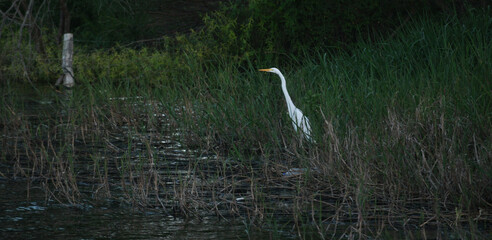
[156,10,491,236]
[1,10,490,238]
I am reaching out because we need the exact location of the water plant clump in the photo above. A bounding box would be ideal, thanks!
[1,8,491,239]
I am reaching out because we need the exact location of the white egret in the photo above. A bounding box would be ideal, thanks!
[259,68,314,142]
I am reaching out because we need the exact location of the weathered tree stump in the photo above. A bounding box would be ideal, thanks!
[56,33,74,88]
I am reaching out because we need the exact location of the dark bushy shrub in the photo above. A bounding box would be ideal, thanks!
[198,0,476,59]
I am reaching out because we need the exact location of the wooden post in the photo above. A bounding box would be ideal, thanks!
[56,33,74,87]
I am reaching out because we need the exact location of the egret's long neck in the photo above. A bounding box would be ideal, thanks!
[278,73,295,114]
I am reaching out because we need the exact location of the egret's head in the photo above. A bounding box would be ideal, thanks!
[259,68,281,75]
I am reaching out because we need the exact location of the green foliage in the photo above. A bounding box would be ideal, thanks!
[192,0,434,61]
[74,46,193,88]
[69,0,156,48]
[0,29,60,83]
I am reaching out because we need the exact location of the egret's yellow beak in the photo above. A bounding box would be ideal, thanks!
[259,68,272,72]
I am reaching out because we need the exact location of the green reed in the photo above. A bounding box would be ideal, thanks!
[148,11,491,237]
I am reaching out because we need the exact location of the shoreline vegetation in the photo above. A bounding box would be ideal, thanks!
[1,3,491,239]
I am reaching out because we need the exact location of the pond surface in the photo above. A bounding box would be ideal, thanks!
[0,181,268,239]
[0,87,276,239]
[1,86,490,239]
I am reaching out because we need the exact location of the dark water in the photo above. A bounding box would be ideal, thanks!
[1,86,490,239]
[0,181,264,239]
[0,88,274,239]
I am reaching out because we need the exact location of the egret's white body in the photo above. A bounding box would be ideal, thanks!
[259,68,313,142]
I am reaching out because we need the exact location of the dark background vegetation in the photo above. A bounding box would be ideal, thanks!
[1,0,490,58]
[0,0,489,84]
